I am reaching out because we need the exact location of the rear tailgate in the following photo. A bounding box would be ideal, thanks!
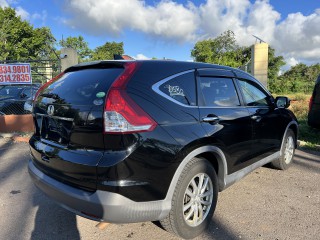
[30,64,124,191]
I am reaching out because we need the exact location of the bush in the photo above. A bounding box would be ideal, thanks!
[287,94,310,120]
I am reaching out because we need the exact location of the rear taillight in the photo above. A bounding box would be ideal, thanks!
[104,62,157,134]
[34,72,65,101]
[309,96,313,112]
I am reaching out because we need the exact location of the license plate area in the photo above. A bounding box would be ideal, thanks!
[36,113,73,145]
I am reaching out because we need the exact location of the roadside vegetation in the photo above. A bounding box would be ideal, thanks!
[285,93,320,150]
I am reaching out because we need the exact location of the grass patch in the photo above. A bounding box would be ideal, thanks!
[298,119,320,150]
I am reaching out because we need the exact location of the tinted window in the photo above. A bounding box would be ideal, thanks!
[199,77,240,107]
[160,72,196,106]
[238,79,269,106]
[42,68,123,105]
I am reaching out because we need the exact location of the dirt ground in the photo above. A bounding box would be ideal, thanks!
[0,139,319,240]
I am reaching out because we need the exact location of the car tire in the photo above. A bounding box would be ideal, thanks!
[160,157,218,239]
[271,129,295,170]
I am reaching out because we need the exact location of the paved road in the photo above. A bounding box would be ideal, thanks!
[0,138,319,240]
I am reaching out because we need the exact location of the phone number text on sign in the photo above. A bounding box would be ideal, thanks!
[0,63,32,84]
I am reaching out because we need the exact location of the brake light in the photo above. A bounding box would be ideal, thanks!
[104,62,157,134]
[34,72,65,101]
[309,96,313,112]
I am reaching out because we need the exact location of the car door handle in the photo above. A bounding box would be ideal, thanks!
[251,115,262,121]
[202,116,219,123]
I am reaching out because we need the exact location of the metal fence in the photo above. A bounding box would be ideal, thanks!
[239,59,252,74]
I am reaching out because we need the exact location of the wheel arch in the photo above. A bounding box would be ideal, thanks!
[283,121,299,150]
[165,145,228,203]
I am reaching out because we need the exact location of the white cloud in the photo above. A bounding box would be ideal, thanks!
[0,0,9,8]
[281,57,299,72]
[274,11,320,62]
[1,1,31,21]
[287,57,299,67]
[198,1,320,64]
[197,0,281,46]
[31,10,47,25]
[60,0,320,63]
[134,54,150,60]
[15,6,29,20]
[65,0,198,42]
[243,0,280,44]
[1,1,47,25]
[198,0,251,40]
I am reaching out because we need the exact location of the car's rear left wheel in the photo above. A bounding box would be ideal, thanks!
[160,157,218,239]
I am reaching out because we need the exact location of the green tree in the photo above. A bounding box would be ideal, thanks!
[275,63,320,94]
[59,36,92,61]
[191,30,250,68]
[0,7,55,60]
[91,41,124,60]
[191,30,288,92]
[267,47,286,93]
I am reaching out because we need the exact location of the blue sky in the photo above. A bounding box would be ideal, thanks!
[1,0,320,68]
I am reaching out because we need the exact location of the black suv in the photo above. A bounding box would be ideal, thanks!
[308,74,320,128]
[28,61,298,239]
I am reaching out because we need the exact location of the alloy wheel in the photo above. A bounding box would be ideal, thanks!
[284,135,295,164]
[183,173,213,227]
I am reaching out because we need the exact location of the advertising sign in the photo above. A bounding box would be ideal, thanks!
[0,63,32,85]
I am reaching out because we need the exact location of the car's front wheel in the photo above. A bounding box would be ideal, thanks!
[271,129,295,170]
[160,157,218,239]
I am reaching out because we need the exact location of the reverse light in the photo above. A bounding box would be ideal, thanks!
[104,62,157,134]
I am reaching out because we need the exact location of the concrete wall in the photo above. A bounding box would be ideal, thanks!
[251,43,269,87]
[0,115,34,132]
[60,48,79,72]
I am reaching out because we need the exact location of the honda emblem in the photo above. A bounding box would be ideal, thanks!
[47,105,55,115]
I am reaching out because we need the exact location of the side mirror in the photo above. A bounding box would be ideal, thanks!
[275,96,290,108]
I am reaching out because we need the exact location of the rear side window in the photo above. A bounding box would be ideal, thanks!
[159,72,196,106]
[199,77,240,107]
[42,68,123,105]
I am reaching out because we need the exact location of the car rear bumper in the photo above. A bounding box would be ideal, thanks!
[28,159,171,223]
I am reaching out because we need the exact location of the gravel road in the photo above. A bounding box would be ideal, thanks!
[0,138,319,240]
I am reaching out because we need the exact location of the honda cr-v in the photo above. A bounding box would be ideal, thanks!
[29,60,298,239]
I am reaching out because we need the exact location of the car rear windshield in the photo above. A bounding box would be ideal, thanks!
[41,68,123,105]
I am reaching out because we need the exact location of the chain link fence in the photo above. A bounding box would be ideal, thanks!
[0,84,40,115]
[239,59,252,74]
